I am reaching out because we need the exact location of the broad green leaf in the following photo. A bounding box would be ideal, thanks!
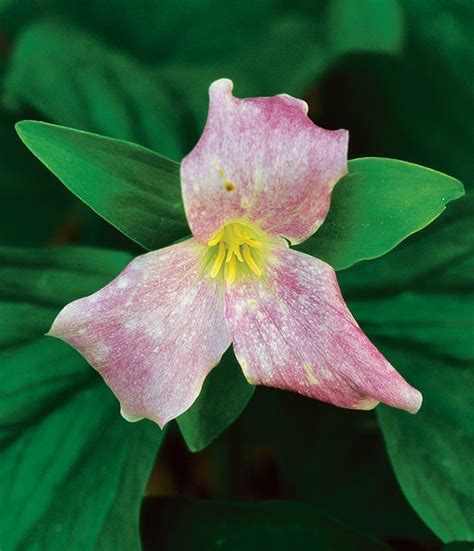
[369,289,474,543]
[141,497,390,550]
[178,348,254,452]
[1,0,400,68]
[233,387,436,542]
[341,195,474,542]
[0,1,280,63]
[16,121,189,250]
[3,9,403,156]
[327,0,403,55]
[330,1,474,189]
[338,194,474,296]
[4,19,184,159]
[298,158,464,270]
[377,343,473,544]
[157,8,403,143]
[317,15,474,539]
[0,246,163,550]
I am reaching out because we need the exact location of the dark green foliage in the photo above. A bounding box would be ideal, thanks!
[0,0,473,548]
[141,498,391,550]
[177,348,255,452]
[340,194,474,541]
[0,247,163,549]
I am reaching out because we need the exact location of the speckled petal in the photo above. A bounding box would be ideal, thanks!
[48,239,231,427]
[181,78,348,245]
[225,244,422,413]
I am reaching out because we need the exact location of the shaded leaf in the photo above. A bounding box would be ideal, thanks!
[326,1,474,189]
[0,109,73,246]
[371,319,474,544]
[327,0,403,55]
[158,7,403,144]
[234,387,436,542]
[0,246,163,550]
[342,195,474,542]
[3,9,404,157]
[178,348,254,452]
[4,19,184,159]
[140,497,391,550]
[0,1,280,63]
[376,341,473,544]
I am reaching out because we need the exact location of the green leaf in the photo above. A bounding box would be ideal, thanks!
[141,497,391,550]
[178,348,254,452]
[16,121,189,251]
[0,1,280,63]
[327,0,403,55]
[298,157,464,270]
[157,7,403,144]
[337,194,474,296]
[0,246,163,550]
[234,387,436,542]
[371,297,474,544]
[330,1,474,189]
[342,195,474,542]
[4,19,184,159]
[443,544,474,551]
[377,342,473,544]
[3,6,404,151]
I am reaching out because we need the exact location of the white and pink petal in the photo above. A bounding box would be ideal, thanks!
[48,239,231,427]
[225,244,422,414]
[181,79,348,245]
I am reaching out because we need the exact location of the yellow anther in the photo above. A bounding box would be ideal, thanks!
[210,241,226,278]
[225,243,243,263]
[206,222,266,283]
[247,238,262,249]
[207,229,224,247]
[234,246,244,262]
[225,255,237,284]
[242,244,262,276]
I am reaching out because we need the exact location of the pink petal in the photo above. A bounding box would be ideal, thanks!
[48,239,231,427]
[225,243,422,413]
[181,78,348,245]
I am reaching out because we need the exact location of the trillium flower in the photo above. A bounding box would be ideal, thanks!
[49,79,422,427]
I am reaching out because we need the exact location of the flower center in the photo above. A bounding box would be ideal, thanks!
[206,222,265,284]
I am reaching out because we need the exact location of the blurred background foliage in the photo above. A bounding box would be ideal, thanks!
[0,1,472,549]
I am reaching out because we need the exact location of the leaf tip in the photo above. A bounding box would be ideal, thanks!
[14,119,38,144]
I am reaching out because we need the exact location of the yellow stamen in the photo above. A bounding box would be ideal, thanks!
[207,229,224,246]
[210,241,226,278]
[234,246,244,262]
[242,244,262,276]
[206,222,267,283]
[224,255,237,284]
[247,238,262,249]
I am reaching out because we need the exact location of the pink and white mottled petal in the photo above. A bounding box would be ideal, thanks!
[181,78,348,245]
[48,239,231,427]
[225,245,422,413]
